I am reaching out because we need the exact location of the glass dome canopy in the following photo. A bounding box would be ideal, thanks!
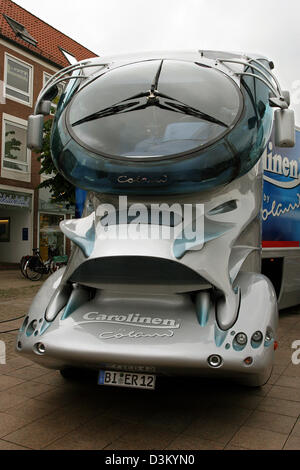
[50,55,274,195]
[66,60,242,160]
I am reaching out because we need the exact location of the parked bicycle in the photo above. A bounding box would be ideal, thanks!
[20,249,68,281]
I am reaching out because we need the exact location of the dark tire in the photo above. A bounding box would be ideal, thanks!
[60,368,83,380]
[24,259,42,281]
[237,365,273,388]
[60,368,97,383]
[60,368,73,379]
[20,256,29,278]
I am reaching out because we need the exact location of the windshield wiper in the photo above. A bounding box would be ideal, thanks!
[72,62,165,127]
[161,100,229,127]
[151,60,164,92]
[72,101,140,126]
[72,83,228,128]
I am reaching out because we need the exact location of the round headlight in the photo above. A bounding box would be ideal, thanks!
[265,329,274,343]
[34,342,46,354]
[208,355,223,368]
[235,333,247,346]
[252,331,263,342]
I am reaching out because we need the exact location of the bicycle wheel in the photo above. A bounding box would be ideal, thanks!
[49,259,65,273]
[24,259,43,281]
[20,256,29,278]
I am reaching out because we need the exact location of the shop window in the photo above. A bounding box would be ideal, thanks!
[0,218,10,242]
[2,117,30,173]
[39,213,65,260]
[4,53,33,105]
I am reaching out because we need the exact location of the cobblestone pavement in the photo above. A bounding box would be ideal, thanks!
[0,270,300,450]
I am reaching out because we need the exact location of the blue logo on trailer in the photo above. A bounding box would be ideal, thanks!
[262,129,300,244]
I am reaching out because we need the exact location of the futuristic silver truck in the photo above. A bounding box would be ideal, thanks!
[18,50,297,388]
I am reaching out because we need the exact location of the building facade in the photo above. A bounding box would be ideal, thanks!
[0,0,97,264]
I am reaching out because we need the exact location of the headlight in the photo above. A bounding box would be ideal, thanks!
[252,331,263,342]
[34,342,46,354]
[265,329,274,343]
[235,333,248,346]
[207,355,223,368]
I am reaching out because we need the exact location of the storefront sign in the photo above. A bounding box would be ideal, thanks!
[0,192,31,208]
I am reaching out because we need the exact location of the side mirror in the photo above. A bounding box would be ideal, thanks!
[274,108,295,147]
[27,115,44,151]
[36,100,52,116]
[282,90,290,107]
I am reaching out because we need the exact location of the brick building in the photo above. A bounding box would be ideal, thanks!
[0,0,97,264]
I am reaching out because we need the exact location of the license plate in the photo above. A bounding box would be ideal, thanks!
[98,370,156,390]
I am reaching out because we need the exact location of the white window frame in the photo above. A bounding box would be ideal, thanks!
[43,71,52,88]
[4,53,33,107]
[1,113,31,180]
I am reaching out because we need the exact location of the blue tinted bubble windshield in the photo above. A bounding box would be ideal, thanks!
[68,60,242,159]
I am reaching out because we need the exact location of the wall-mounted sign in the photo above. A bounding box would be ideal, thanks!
[0,192,31,208]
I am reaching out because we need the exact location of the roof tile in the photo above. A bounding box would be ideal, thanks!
[0,0,98,68]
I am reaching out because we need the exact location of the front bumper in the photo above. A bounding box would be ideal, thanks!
[17,270,277,387]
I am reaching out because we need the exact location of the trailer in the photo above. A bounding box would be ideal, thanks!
[17,50,298,388]
[262,128,300,309]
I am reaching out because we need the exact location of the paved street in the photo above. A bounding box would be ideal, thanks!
[0,269,300,450]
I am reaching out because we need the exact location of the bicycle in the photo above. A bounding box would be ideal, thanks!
[20,248,45,278]
[20,253,32,278]
[21,249,68,281]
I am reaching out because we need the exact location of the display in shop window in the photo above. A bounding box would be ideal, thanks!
[0,218,10,242]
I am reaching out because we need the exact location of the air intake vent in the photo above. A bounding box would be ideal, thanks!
[69,256,210,294]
